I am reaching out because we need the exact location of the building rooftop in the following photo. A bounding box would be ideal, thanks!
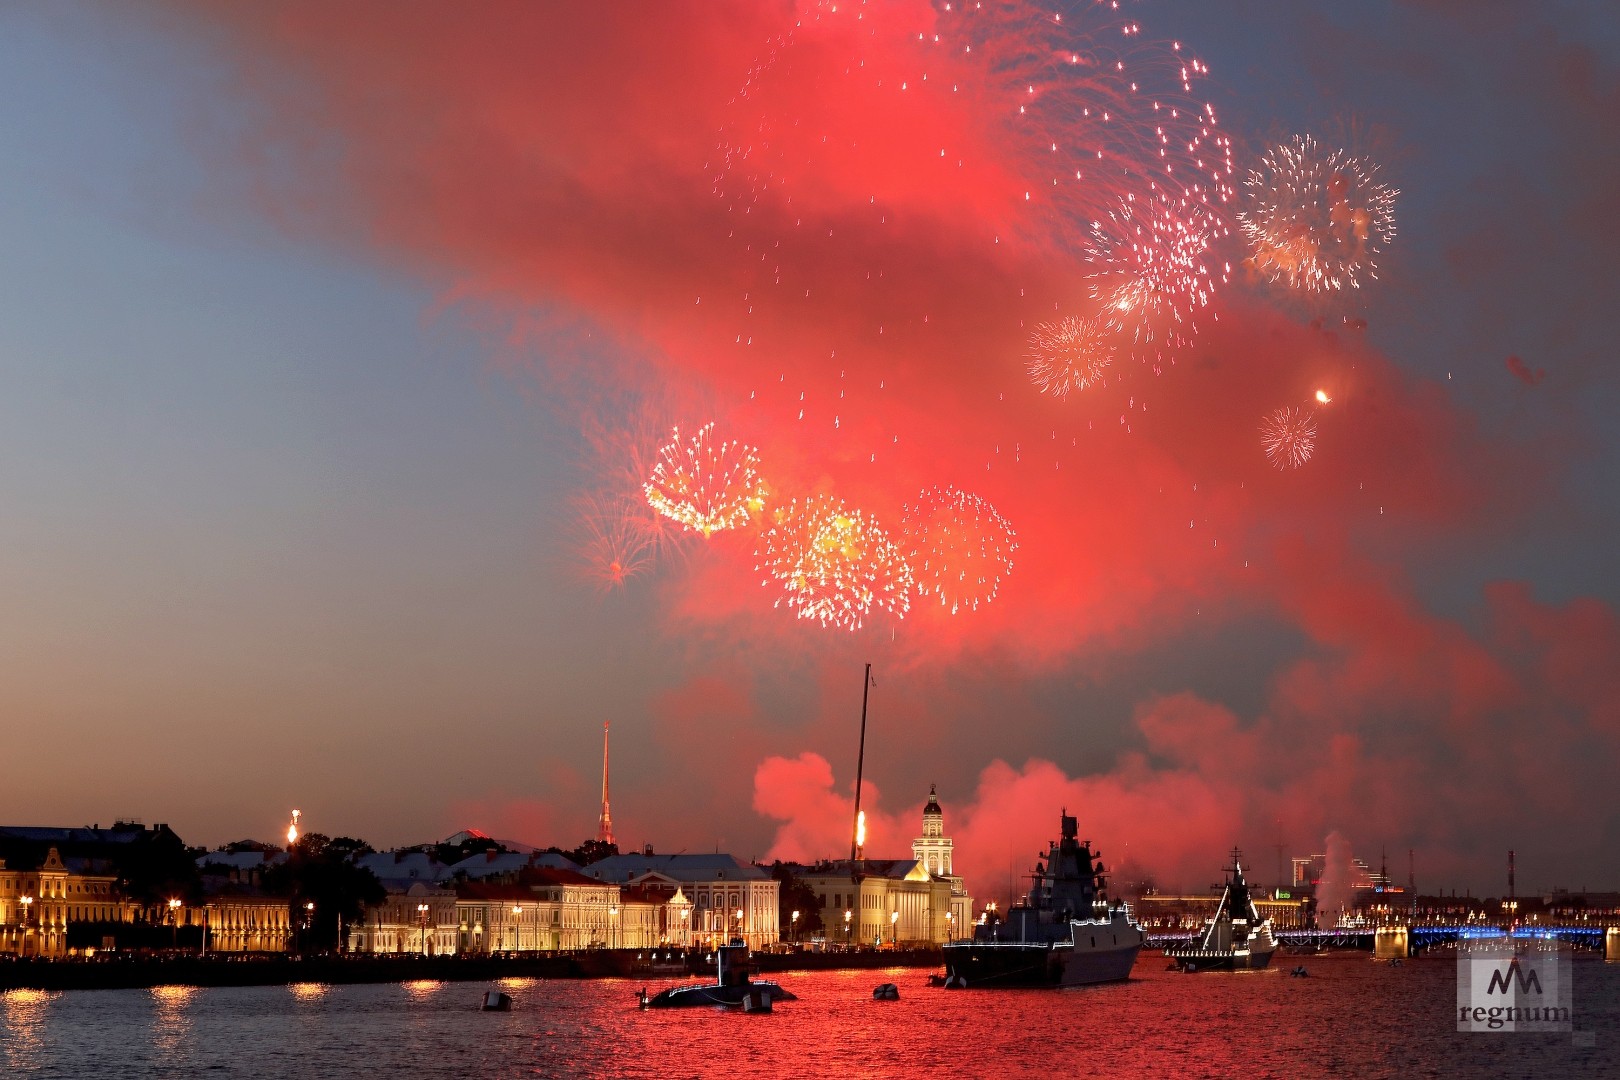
[581,853,769,883]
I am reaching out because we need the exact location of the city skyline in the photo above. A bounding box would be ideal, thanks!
[1,2,1616,898]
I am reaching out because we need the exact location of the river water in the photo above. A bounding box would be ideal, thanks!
[3,953,1616,1078]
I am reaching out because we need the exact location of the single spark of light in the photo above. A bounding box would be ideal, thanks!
[902,486,1017,614]
[1260,407,1317,470]
[643,423,767,537]
[756,494,913,631]
[1026,316,1113,398]
[1315,388,1332,404]
[1239,134,1398,293]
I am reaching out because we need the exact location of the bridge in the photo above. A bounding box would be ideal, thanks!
[1147,925,1617,956]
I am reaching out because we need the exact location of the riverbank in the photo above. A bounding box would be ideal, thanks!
[0,947,943,993]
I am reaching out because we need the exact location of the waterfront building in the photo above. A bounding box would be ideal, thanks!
[193,891,293,953]
[348,881,458,955]
[578,852,780,950]
[911,785,975,936]
[794,859,956,947]
[456,866,623,953]
[789,788,978,947]
[1,823,192,957]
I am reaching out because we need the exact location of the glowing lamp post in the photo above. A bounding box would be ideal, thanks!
[609,905,620,950]
[734,908,743,947]
[303,902,315,954]
[168,898,182,950]
[790,910,799,946]
[844,909,852,949]
[420,904,433,955]
[680,907,690,949]
[889,909,899,948]
[945,910,955,943]
[19,895,32,957]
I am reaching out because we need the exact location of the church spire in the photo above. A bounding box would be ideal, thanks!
[597,720,614,845]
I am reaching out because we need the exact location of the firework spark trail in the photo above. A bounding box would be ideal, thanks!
[943,0,1237,244]
[716,1,1236,254]
[643,423,769,537]
[1027,314,1113,398]
[756,494,913,630]
[1239,134,1398,293]
[573,491,662,592]
[1086,190,1229,358]
[1260,406,1317,470]
[903,486,1018,615]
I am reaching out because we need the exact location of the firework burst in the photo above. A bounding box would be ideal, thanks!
[1239,134,1398,293]
[1260,407,1317,470]
[756,495,913,631]
[572,491,663,592]
[1027,316,1114,399]
[643,423,768,537]
[903,487,1017,615]
[1086,191,1227,349]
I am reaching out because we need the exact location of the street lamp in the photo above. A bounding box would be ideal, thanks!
[609,905,619,950]
[844,909,852,949]
[510,905,523,953]
[168,898,182,950]
[19,895,32,957]
[791,910,799,946]
[889,909,899,948]
[680,907,690,949]
[421,904,433,956]
[734,908,743,947]
[946,910,955,942]
[303,902,315,955]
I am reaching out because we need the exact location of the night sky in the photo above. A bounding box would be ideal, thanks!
[2,1,1616,902]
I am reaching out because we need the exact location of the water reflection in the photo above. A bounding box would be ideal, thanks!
[402,979,442,1001]
[288,982,329,1002]
[2,989,55,1071]
[148,984,196,1068]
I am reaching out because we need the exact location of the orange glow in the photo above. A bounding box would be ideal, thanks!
[286,809,300,846]
[1315,389,1332,404]
[856,810,866,848]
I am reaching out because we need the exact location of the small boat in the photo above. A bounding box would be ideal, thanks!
[1164,849,1278,972]
[641,939,796,1010]
[480,990,512,1011]
[872,983,900,1000]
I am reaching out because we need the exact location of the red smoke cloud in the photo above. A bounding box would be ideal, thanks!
[163,2,1619,893]
[1505,355,1544,386]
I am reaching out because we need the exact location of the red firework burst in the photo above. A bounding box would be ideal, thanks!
[756,494,913,631]
[902,487,1018,615]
